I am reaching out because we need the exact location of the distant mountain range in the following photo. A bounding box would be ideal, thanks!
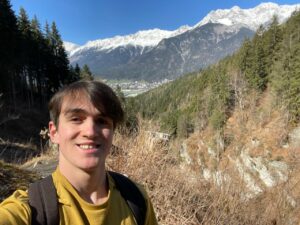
[64,2,300,81]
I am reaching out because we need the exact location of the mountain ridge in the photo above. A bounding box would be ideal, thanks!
[65,2,299,54]
[195,2,300,30]
[65,2,300,81]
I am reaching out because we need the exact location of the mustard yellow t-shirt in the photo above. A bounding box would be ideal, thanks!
[0,169,158,225]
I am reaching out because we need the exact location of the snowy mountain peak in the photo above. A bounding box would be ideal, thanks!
[66,2,300,57]
[171,25,191,36]
[85,28,172,47]
[195,2,300,30]
[231,6,241,11]
[63,41,80,54]
[70,27,191,56]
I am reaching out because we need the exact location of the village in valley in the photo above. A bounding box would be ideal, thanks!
[106,79,172,97]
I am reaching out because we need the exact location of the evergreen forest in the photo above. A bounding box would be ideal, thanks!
[0,0,93,111]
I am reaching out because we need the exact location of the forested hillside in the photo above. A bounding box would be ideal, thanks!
[0,0,97,144]
[119,13,300,224]
[0,0,96,111]
[128,12,300,136]
[0,0,95,202]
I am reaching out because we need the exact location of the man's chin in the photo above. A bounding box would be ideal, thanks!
[80,162,105,173]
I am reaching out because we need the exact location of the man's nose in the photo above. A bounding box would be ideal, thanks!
[83,119,99,138]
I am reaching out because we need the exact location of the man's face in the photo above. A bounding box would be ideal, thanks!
[49,95,114,173]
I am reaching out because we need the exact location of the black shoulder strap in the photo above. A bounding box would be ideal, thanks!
[28,176,59,225]
[108,171,147,225]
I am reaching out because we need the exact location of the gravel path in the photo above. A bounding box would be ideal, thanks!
[22,157,58,178]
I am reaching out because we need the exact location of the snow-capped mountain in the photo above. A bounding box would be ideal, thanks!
[195,2,300,30]
[67,2,299,81]
[102,23,254,81]
[69,27,191,56]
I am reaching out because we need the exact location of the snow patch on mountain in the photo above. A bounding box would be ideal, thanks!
[195,2,300,30]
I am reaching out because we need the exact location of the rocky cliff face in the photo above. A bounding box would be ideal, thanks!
[179,91,300,199]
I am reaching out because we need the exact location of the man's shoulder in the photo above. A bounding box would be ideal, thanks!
[0,189,31,225]
[1,189,29,204]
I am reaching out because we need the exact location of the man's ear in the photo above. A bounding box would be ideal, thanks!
[49,121,59,144]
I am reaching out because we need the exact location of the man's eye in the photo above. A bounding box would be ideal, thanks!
[71,117,82,122]
[97,118,107,124]
[97,117,112,126]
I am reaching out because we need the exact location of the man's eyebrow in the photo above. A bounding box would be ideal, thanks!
[63,108,87,116]
[63,108,104,117]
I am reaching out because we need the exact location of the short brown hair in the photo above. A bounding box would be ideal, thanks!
[49,80,124,129]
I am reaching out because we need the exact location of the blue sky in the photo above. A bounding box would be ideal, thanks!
[10,0,300,45]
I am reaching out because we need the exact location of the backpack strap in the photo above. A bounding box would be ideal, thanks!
[108,171,147,225]
[28,176,59,225]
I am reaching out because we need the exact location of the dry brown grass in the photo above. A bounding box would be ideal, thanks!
[0,138,39,164]
[0,160,40,201]
[2,111,300,224]
[108,127,300,225]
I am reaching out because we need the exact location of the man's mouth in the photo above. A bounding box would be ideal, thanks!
[77,144,100,150]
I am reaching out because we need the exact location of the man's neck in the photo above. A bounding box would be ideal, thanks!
[58,162,108,205]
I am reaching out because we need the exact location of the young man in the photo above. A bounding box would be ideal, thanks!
[0,80,158,225]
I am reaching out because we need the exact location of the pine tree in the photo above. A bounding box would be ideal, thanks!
[74,63,81,77]
[207,65,230,130]
[287,43,300,123]
[44,21,51,46]
[271,11,300,124]
[240,25,268,91]
[50,22,64,56]
[80,64,94,80]
[45,22,70,92]
[18,7,36,106]
[43,21,56,95]
[0,0,19,104]
[70,63,81,82]
[238,38,253,73]
[30,15,49,106]
[253,40,267,90]
[66,64,81,83]
[264,15,283,66]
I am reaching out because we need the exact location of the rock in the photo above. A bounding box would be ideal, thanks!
[289,126,300,148]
